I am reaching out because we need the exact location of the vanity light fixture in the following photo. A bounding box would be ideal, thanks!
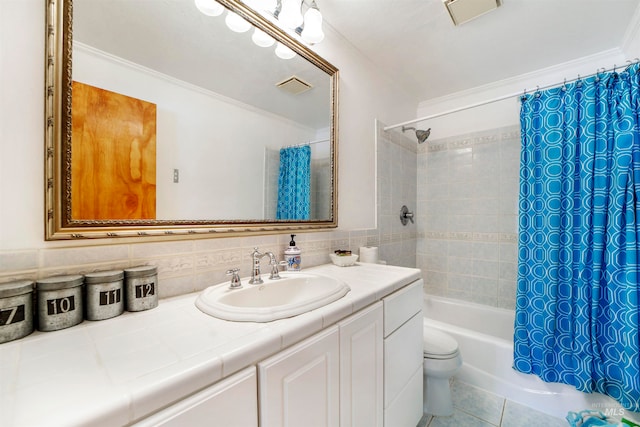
[193,0,325,59]
[194,0,224,16]
[194,0,325,46]
[278,0,304,29]
[225,10,252,32]
[300,1,324,44]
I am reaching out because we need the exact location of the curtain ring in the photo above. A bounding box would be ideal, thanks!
[562,78,567,91]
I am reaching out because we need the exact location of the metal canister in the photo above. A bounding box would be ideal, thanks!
[124,266,158,311]
[0,280,34,344]
[36,275,84,332]
[84,270,124,321]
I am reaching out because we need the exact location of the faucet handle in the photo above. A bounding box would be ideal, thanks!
[269,260,287,280]
[226,268,242,289]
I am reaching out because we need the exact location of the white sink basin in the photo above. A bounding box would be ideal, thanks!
[195,272,350,322]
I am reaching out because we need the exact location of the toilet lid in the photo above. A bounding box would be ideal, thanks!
[423,328,459,357]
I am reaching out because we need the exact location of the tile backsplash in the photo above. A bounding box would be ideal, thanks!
[1,231,390,299]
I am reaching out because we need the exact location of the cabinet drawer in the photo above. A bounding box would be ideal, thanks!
[383,279,423,337]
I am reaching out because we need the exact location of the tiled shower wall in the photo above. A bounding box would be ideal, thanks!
[376,120,417,267]
[0,123,417,299]
[416,125,520,309]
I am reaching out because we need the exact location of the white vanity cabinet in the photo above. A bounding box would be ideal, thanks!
[383,279,424,427]
[259,325,341,427]
[133,366,258,427]
[132,279,421,427]
[339,302,384,427]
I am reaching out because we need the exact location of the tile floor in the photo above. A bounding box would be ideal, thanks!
[417,379,568,427]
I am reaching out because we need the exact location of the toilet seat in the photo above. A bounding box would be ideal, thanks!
[423,328,459,359]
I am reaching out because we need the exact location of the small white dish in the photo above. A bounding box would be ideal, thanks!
[329,253,359,267]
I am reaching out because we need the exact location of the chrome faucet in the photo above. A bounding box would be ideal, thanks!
[250,247,283,284]
[226,268,242,289]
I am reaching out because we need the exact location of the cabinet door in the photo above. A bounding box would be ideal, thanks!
[259,326,340,427]
[133,366,257,427]
[339,301,384,427]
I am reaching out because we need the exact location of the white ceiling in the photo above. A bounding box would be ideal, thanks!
[317,0,640,103]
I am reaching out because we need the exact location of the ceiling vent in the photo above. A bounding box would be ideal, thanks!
[276,76,313,95]
[443,0,501,26]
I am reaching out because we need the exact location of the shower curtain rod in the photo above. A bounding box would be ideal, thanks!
[383,58,640,132]
[286,138,329,148]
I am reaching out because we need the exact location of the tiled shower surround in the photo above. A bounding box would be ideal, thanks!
[416,125,520,309]
[0,123,417,297]
[376,120,418,268]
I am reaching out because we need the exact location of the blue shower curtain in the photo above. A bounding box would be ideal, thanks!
[276,145,311,220]
[515,64,640,410]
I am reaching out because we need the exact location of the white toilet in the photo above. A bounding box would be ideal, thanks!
[422,321,463,416]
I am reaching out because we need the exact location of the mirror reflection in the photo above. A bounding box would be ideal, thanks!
[50,0,336,237]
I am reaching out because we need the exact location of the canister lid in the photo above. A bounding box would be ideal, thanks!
[36,274,84,291]
[124,265,157,278]
[84,270,124,284]
[0,280,34,298]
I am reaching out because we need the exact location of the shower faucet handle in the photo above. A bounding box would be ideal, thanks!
[400,205,414,226]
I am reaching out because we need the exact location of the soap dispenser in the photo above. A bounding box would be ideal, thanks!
[284,234,301,271]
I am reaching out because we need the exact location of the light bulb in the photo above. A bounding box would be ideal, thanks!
[278,0,303,29]
[301,4,324,44]
[225,11,251,32]
[194,0,224,16]
[252,28,275,47]
[275,42,296,59]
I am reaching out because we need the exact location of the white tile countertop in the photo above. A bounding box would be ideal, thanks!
[0,262,421,426]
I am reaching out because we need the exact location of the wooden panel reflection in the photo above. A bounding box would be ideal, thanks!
[71,82,156,220]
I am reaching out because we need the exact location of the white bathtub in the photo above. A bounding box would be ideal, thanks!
[423,295,625,419]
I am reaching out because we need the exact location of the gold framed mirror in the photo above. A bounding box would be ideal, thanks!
[45,0,338,240]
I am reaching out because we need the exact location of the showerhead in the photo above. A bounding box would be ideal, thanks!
[402,126,431,143]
